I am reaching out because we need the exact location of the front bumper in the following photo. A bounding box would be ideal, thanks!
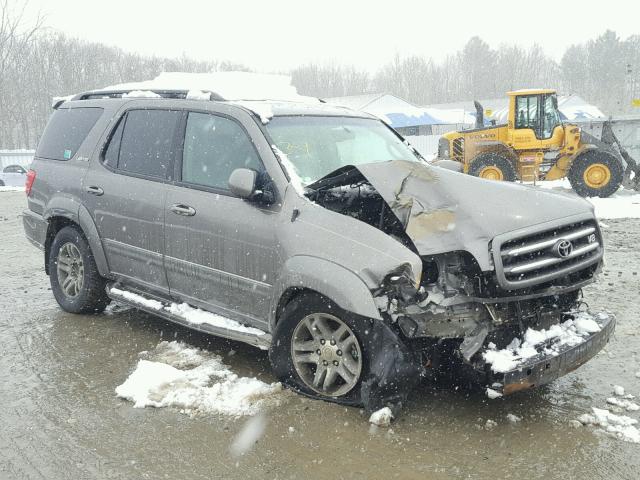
[491,314,615,395]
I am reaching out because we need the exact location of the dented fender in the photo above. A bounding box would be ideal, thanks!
[269,255,383,329]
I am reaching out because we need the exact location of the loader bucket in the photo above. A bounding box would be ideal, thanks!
[581,121,640,191]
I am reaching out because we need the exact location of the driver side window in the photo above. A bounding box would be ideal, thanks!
[181,112,263,190]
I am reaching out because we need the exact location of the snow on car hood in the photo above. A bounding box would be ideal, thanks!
[309,160,595,271]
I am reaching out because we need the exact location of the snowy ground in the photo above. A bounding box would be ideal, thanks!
[2,192,640,478]
[116,341,282,416]
[0,185,25,192]
[537,179,640,219]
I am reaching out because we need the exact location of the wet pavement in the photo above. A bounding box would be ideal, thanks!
[1,190,639,480]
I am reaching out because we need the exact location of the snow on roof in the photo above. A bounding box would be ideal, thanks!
[325,93,387,110]
[326,93,475,127]
[99,71,319,103]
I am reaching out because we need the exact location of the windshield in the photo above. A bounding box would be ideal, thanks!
[266,116,421,185]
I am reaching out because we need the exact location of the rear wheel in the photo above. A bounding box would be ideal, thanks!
[49,226,110,314]
[269,293,367,405]
[469,153,517,182]
[568,150,623,198]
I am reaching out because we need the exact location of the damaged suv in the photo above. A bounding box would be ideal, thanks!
[23,86,614,410]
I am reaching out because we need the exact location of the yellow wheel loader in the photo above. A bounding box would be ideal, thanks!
[436,89,640,197]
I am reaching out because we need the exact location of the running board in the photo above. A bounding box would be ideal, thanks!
[106,284,271,350]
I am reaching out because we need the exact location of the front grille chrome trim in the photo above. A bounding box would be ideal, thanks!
[491,213,603,290]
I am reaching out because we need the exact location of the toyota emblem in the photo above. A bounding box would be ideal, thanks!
[554,239,573,258]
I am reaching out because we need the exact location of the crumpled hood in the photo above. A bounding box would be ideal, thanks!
[345,160,594,270]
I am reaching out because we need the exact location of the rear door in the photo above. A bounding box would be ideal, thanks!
[164,110,279,328]
[83,108,183,292]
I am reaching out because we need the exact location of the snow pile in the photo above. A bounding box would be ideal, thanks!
[115,341,282,416]
[486,388,503,399]
[109,287,266,339]
[613,385,626,396]
[538,179,640,219]
[606,397,640,411]
[483,311,605,373]
[369,407,394,427]
[506,413,522,424]
[100,71,318,103]
[577,407,640,443]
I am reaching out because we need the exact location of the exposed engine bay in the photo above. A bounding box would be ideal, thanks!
[305,161,611,400]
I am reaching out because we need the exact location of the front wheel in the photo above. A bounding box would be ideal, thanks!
[269,293,367,405]
[49,226,110,314]
[568,150,624,198]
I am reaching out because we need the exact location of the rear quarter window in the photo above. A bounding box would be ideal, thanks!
[36,107,104,161]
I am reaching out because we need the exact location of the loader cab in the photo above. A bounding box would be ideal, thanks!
[509,89,563,148]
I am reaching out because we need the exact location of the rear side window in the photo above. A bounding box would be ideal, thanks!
[36,107,103,160]
[116,109,182,178]
[103,118,125,169]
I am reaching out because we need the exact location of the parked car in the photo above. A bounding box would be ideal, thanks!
[0,164,27,187]
[23,89,614,410]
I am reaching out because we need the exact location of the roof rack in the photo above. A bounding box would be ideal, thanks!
[70,89,225,102]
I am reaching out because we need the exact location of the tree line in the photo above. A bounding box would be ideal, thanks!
[1,0,639,149]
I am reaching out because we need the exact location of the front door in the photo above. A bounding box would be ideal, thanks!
[164,110,279,328]
[83,108,182,292]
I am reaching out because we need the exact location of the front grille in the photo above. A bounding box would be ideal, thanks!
[452,138,464,160]
[493,218,603,289]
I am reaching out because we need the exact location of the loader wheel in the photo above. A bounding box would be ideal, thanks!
[469,154,517,182]
[568,150,623,198]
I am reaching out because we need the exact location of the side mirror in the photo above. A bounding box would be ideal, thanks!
[228,168,257,199]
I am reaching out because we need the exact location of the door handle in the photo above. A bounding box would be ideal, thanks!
[170,204,196,216]
[85,185,104,196]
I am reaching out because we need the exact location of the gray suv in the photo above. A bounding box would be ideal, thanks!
[23,89,614,410]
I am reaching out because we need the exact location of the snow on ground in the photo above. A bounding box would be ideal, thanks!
[577,407,640,443]
[115,341,282,416]
[483,311,606,373]
[0,186,24,192]
[538,179,640,219]
[606,397,640,411]
[109,287,266,338]
[486,388,503,399]
[369,407,394,427]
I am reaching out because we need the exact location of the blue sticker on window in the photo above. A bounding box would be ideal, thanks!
[63,149,72,159]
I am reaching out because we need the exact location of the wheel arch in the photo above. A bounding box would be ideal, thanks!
[269,256,382,331]
[44,205,110,277]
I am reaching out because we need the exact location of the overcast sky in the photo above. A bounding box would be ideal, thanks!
[18,0,639,72]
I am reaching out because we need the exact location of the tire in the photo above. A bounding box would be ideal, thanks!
[49,226,110,314]
[468,153,517,182]
[0,180,5,186]
[269,292,369,406]
[568,150,624,198]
